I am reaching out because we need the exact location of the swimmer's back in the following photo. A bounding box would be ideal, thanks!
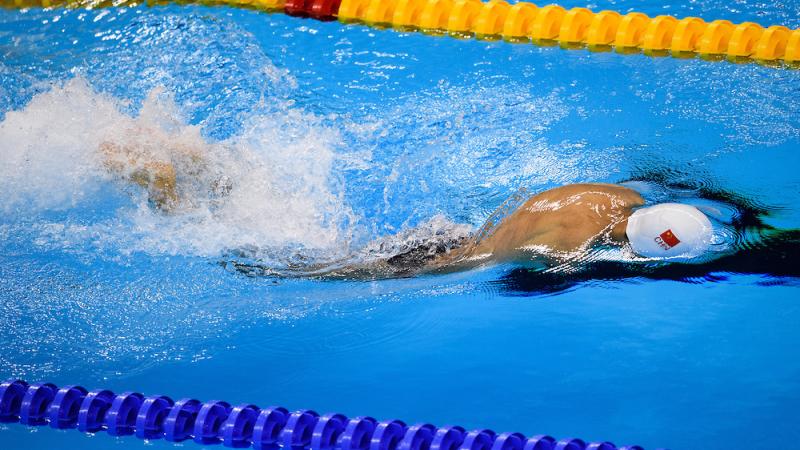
[463,183,645,259]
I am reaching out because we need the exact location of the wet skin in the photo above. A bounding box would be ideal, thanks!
[452,183,646,262]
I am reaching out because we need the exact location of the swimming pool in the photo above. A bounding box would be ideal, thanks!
[1,0,800,448]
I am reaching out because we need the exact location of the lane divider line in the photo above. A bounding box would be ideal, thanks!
[0,379,662,450]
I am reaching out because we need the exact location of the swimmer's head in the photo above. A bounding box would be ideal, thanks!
[626,203,713,259]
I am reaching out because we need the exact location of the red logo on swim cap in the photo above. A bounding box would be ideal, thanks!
[655,229,681,250]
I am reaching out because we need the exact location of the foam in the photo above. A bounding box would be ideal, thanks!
[0,79,119,212]
[357,214,473,263]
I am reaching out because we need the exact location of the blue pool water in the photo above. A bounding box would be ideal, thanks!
[2,1,800,449]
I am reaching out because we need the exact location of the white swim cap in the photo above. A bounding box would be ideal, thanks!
[626,203,713,259]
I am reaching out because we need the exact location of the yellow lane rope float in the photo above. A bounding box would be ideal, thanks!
[2,0,799,67]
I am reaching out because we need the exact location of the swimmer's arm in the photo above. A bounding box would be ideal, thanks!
[99,141,179,211]
[130,162,178,209]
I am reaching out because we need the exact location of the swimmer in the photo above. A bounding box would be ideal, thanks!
[100,135,713,274]
[382,183,714,274]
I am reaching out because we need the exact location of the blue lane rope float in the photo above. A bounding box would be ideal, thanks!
[0,379,663,450]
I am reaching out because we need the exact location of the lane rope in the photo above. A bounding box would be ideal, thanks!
[0,379,662,450]
[2,0,799,67]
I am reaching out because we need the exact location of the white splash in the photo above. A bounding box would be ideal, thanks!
[0,78,358,260]
[0,79,119,212]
